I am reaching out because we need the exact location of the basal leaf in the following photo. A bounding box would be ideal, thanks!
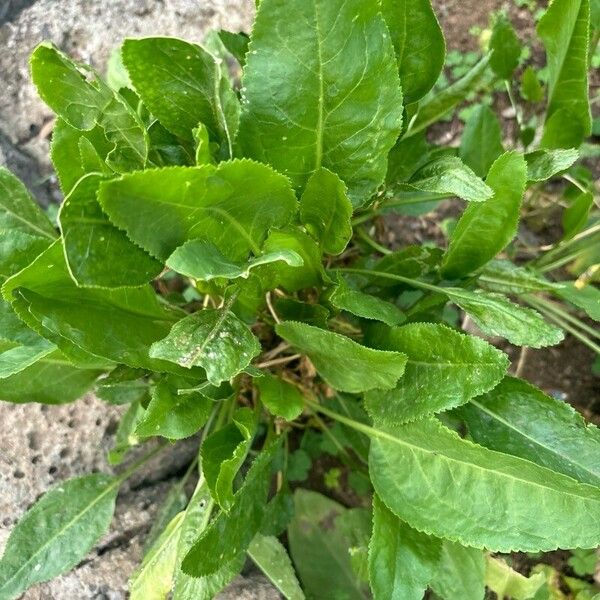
[369,495,441,600]
[364,323,508,425]
[562,191,594,239]
[201,407,256,511]
[386,133,431,186]
[554,282,600,321]
[98,160,297,262]
[430,540,485,600]
[478,260,563,294]
[135,377,213,440]
[181,441,279,577]
[381,0,445,104]
[217,30,250,67]
[275,321,407,393]
[369,417,600,552]
[489,13,522,80]
[59,173,162,288]
[299,168,353,256]
[441,152,527,278]
[257,374,305,421]
[149,308,260,384]
[0,474,119,600]
[446,288,564,347]
[459,105,504,178]
[525,148,579,182]
[122,37,239,156]
[409,156,493,203]
[238,0,403,206]
[538,0,592,148]
[166,239,303,281]
[248,534,305,600]
[456,376,600,486]
[485,555,545,600]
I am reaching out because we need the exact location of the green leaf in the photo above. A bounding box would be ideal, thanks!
[459,105,504,177]
[0,474,119,600]
[369,495,441,600]
[386,133,431,186]
[478,260,563,294]
[130,512,184,600]
[181,441,279,577]
[288,489,370,600]
[554,282,600,321]
[446,288,564,347]
[562,191,594,239]
[149,308,260,384]
[135,378,213,440]
[108,399,145,465]
[369,417,600,552]
[525,148,579,182]
[166,239,303,282]
[456,376,600,486]
[409,156,493,203]
[275,321,407,393]
[99,160,297,262]
[430,541,485,600]
[538,0,592,148]
[122,38,239,156]
[441,151,527,278]
[330,279,405,327]
[201,407,256,511]
[485,555,546,600]
[364,323,508,425]
[299,168,353,255]
[59,173,162,288]
[248,534,305,600]
[31,43,149,172]
[520,66,545,103]
[237,0,403,206]
[2,241,190,373]
[0,167,56,281]
[381,0,445,104]
[217,30,250,66]
[489,13,522,80]
[257,374,305,421]
[407,55,491,137]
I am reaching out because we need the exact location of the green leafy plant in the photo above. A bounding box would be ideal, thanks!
[0,0,598,599]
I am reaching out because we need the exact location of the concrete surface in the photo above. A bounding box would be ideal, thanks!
[0,1,281,597]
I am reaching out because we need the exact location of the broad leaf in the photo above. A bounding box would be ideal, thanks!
[299,168,353,255]
[456,377,600,486]
[330,279,405,327]
[288,489,370,600]
[166,239,302,281]
[59,173,162,288]
[369,495,441,600]
[135,378,213,440]
[275,321,407,393]
[554,282,600,321]
[0,474,119,600]
[478,260,563,294]
[381,0,445,104]
[430,541,485,600]
[489,13,522,79]
[364,323,508,424]
[248,534,305,600]
[0,167,56,281]
[149,308,260,384]
[485,556,545,600]
[201,407,256,511]
[538,0,592,148]
[257,374,304,421]
[99,160,297,262]
[122,37,239,156]
[525,148,579,182]
[446,288,564,347]
[408,156,493,203]
[181,441,279,577]
[407,55,491,137]
[369,417,600,551]
[441,152,527,278]
[459,105,504,177]
[237,0,403,206]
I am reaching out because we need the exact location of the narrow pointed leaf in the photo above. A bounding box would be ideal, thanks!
[478,260,563,294]
[459,105,504,177]
[441,152,527,278]
[554,282,600,321]
[257,374,305,421]
[369,495,441,600]
[381,0,445,104]
[0,474,119,600]
[364,323,509,425]
[276,321,407,393]
[238,0,403,206]
[369,417,600,551]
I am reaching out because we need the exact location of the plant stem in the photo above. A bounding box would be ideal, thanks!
[337,267,444,295]
[256,353,302,369]
[356,227,392,255]
[116,442,168,483]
